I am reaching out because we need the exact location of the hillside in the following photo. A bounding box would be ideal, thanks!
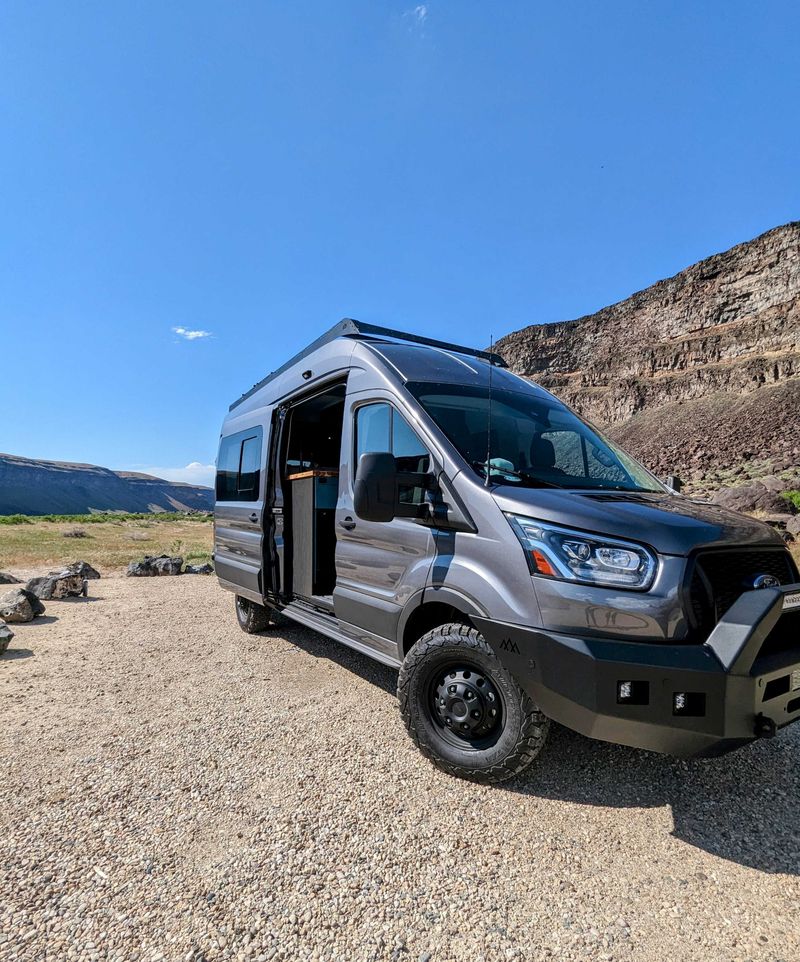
[0,453,214,515]
[495,222,800,488]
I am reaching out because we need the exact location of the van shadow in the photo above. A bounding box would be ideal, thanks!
[272,623,800,875]
[274,620,397,695]
[508,723,800,876]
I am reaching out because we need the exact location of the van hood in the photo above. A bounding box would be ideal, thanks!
[490,487,784,556]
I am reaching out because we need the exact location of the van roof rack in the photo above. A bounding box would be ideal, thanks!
[230,318,507,410]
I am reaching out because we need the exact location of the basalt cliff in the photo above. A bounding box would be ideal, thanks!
[495,222,800,488]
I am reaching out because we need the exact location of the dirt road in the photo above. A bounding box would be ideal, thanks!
[2,576,798,961]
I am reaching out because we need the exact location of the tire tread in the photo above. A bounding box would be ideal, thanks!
[398,622,548,783]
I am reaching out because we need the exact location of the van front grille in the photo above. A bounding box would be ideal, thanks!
[686,548,798,641]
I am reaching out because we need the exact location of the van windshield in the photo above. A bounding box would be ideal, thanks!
[406,382,665,493]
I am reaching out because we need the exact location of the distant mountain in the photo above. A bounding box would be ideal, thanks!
[495,223,800,489]
[0,453,214,515]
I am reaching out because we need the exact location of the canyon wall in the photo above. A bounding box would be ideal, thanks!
[0,453,214,515]
[495,223,800,483]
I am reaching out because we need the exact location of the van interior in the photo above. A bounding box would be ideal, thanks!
[281,382,346,606]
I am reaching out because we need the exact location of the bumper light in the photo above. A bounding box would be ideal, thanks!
[506,514,658,590]
[617,680,649,705]
[673,692,706,717]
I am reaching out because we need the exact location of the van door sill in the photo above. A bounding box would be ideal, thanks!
[282,600,401,669]
[295,594,334,614]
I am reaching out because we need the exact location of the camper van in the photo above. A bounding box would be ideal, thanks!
[214,320,800,783]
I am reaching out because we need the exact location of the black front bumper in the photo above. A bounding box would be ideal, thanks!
[475,583,800,758]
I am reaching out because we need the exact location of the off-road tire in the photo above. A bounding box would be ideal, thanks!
[398,622,549,783]
[235,596,273,634]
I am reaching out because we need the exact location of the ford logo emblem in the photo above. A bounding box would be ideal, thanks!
[752,573,780,589]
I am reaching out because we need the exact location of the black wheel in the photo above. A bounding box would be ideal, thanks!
[235,595,273,634]
[398,622,549,783]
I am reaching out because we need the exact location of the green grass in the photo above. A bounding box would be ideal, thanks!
[0,512,212,525]
[0,516,213,571]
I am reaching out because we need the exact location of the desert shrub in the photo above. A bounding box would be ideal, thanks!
[781,490,800,511]
[169,539,186,557]
[62,528,88,539]
[0,515,33,525]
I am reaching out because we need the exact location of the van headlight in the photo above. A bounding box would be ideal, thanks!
[505,514,658,590]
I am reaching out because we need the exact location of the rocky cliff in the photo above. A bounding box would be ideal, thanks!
[0,453,214,515]
[495,222,800,486]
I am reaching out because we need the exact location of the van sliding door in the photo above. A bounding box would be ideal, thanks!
[214,426,265,603]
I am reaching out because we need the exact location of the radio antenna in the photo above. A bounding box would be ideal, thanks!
[485,334,494,487]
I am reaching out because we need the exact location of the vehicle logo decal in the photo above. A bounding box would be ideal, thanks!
[752,573,781,590]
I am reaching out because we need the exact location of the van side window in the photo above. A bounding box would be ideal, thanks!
[216,429,263,502]
[355,403,430,506]
[238,436,261,495]
[355,403,391,460]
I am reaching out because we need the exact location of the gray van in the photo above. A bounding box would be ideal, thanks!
[214,320,800,782]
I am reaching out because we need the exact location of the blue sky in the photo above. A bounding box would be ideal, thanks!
[2,1,798,487]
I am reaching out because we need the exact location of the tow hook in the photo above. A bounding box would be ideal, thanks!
[755,713,777,739]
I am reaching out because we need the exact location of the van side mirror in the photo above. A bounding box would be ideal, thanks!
[354,452,397,522]
[665,475,683,493]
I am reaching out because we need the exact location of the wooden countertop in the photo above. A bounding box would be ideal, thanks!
[285,470,339,481]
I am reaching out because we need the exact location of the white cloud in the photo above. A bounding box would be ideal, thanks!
[142,462,216,487]
[173,326,212,341]
[404,4,428,24]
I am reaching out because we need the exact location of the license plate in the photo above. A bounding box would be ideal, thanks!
[784,591,800,611]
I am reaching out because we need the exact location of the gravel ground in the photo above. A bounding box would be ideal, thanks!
[2,576,799,962]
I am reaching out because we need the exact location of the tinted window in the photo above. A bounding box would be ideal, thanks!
[216,429,262,502]
[355,403,391,462]
[355,403,430,507]
[239,436,261,496]
[216,436,242,501]
[393,414,430,473]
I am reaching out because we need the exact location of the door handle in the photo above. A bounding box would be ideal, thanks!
[249,512,258,522]
[339,516,356,530]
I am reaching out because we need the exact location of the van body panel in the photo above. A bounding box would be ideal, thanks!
[528,555,687,641]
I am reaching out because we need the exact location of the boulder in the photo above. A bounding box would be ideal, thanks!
[65,560,101,580]
[0,572,21,585]
[184,563,214,575]
[711,482,797,516]
[126,555,184,577]
[787,516,800,541]
[152,556,183,576]
[26,571,86,600]
[0,619,13,655]
[0,588,45,623]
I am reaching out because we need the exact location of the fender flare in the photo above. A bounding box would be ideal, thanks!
[396,585,490,658]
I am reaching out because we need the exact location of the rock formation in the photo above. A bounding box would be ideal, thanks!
[495,223,799,486]
[0,454,214,515]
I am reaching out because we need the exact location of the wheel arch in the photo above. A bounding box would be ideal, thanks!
[398,587,489,658]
